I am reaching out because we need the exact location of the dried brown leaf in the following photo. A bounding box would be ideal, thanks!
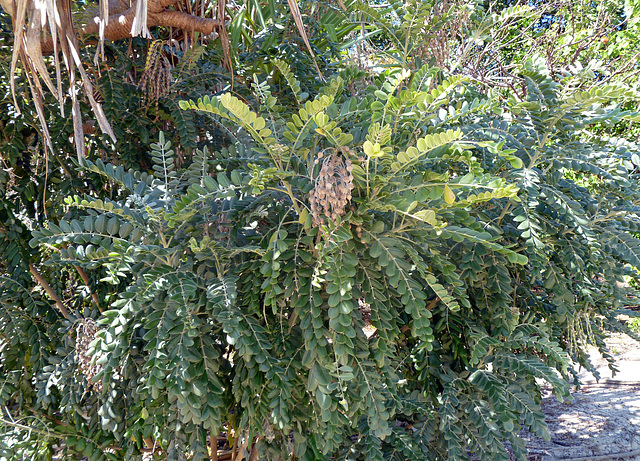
[285,0,323,80]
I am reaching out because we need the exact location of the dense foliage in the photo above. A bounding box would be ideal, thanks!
[3,1,640,461]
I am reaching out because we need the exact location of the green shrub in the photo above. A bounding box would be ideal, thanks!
[5,57,640,461]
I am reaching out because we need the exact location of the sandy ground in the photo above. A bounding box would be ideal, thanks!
[521,333,640,461]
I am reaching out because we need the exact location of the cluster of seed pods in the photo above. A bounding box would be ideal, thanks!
[309,148,355,228]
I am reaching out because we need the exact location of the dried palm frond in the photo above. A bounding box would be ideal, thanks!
[285,0,323,79]
[131,0,152,39]
[217,0,232,74]
[10,0,116,161]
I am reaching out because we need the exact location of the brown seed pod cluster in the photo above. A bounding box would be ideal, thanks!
[75,319,103,392]
[139,40,172,108]
[263,418,275,442]
[309,148,354,227]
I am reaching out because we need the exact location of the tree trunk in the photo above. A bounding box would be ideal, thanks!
[37,0,222,54]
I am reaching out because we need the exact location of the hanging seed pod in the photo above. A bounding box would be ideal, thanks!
[75,319,103,392]
[263,418,275,443]
[309,148,355,228]
[139,40,173,109]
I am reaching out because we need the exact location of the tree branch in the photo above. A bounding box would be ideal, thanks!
[210,432,218,461]
[41,1,221,54]
[29,263,71,320]
[148,10,220,34]
[74,265,101,311]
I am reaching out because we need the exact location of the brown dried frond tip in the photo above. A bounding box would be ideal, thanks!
[309,149,354,227]
[75,319,103,392]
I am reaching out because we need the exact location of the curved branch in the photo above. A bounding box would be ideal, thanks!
[29,263,71,320]
[156,0,186,11]
[41,4,221,53]
[148,10,220,34]
[93,6,221,38]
